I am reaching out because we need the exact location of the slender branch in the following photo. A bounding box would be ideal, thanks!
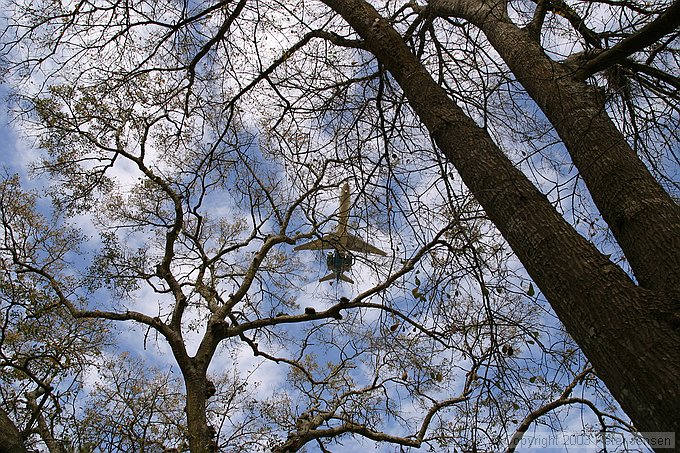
[506,396,594,453]
[621,59,680,92]
[576,1,680,79]
[274,392,470,452]
[541,0,602,48]
[6,249,191,370]
[505,366,594,453]
[526,0,549,42]
[183,0,248,110]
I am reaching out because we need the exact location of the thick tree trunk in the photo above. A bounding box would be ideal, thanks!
[185,373,215,453]
[432,0,680,294]
[321,0,680,440]
[0,408,28,453]
[170,329,216,453]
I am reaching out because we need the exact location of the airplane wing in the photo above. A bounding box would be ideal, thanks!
[342,233,387,256]
[293,234,340,251]
[319,272,354,284]
[294,233,387,256]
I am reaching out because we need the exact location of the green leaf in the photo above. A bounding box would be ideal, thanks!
[527,282,535,297]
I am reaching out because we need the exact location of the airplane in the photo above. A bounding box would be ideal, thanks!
[294,182,387,283]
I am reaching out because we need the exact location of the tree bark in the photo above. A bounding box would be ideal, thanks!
[321,0,680,440]
[165,321,216,453]
[0,408,28,453]
[185,372,215,453]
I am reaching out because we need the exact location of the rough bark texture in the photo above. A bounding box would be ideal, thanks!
[185,374,214,453]
[0,408,28,453]
[321,0,680,439]
[179,325,221,453]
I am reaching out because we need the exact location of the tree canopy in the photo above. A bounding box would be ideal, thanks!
[0,1,678,452]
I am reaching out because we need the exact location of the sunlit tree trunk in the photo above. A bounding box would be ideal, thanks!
[321,0,680,439]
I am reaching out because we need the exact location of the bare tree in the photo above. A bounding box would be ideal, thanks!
[0,0,677,452]
[0,175,108,452]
